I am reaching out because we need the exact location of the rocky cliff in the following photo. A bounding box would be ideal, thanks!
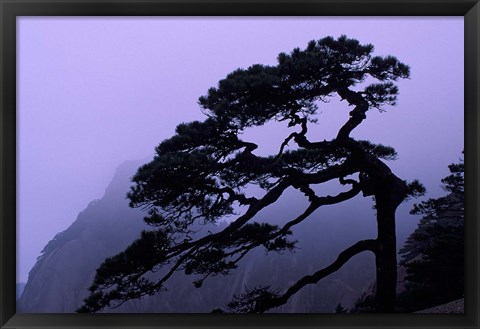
[17,160,148,312]
[16,283,26,300]
[17,160,375,313]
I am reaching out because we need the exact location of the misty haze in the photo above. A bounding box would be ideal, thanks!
[17,17,464,313]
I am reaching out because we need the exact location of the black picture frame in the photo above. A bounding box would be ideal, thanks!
[1,1,478,328]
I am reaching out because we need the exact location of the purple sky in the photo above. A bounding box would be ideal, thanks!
[17,17,464,283]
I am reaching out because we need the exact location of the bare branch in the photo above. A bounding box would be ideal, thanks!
[336,87,369,140]
[233,239,378,313]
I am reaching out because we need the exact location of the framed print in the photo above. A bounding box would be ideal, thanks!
[1,1,479,328]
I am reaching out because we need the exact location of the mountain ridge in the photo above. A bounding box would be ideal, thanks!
[18,160,375,313]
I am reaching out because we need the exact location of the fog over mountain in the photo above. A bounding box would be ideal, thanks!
[16,159,405,313]
[16,283,26,300]
[17,18,464,287]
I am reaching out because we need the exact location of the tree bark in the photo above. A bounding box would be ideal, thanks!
[373,174,407,312]
[374,196,398,312]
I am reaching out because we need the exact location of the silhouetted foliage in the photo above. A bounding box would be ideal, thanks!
[349,292,377,313]
[397,154,464,311]
[78,35,421,313]
[335,303,348,314]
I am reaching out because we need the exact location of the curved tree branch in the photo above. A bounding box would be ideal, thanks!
[225,239,378,313]
[336,87,369,141]
[80,36,412,314]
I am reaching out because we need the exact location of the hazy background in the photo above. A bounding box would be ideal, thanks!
[17,17,463,283]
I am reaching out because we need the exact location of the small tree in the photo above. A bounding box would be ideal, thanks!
[78,36,422,313]
[398,154,464,311]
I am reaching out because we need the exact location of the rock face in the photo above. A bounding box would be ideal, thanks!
[17,160,375,313]
[17,160,148,312]
[16,283,26,300]
[415,298,464,313]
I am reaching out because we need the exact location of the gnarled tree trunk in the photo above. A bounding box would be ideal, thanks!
[373,174,408,312]
[375,197,398,312]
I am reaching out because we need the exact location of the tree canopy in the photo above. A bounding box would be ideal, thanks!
[398,154,464,311]
[78,35,421,313]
